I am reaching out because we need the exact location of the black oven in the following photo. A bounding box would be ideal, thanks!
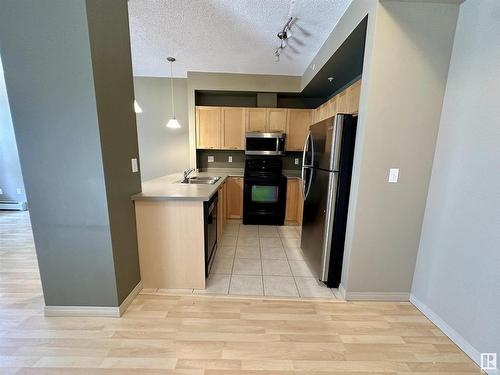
[245,132,286,156]
[243,158,287,225]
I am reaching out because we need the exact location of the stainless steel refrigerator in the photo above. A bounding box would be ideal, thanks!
[300,113,357,287]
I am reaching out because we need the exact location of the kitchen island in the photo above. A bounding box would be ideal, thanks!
[132,169,302,290]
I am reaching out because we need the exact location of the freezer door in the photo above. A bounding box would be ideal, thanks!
[300,168,336,280]
[310,114,346,172]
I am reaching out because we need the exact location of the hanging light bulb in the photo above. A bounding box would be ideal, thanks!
[134,100,143,113]
[166,57,181,129]
[166,118,181,129]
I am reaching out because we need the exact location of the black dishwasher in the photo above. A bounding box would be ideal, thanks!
[204,192,218,276]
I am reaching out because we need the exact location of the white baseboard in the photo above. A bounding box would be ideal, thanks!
[0,200,27,211]
[44,305,121,317]
[119,280,143,316]
[345,291,410,301]
[44,281,143,318]
[410,294,499,375]
[338,283,347,299]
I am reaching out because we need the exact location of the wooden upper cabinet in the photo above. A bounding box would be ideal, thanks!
[327,96,338,118]
[311,108,319,124]
[267,108,287,132]
[337,90,348,114]
[196,106,221,149]
[226,177,243,219]
[246,108,267,132]
[286,109,312,151]
[317,103,328,123]
[347,80,361,114]
[221,107,245,150]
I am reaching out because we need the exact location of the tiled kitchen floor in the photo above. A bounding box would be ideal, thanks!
[196,224,340,298]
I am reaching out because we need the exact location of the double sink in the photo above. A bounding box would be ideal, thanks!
[178,176,221,185]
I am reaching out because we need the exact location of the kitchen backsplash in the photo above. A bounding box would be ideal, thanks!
[196,150,302,170]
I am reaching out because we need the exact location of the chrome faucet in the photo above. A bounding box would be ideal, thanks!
[183,168,195,181]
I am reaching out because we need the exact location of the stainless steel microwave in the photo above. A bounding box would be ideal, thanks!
[245,132,286,155]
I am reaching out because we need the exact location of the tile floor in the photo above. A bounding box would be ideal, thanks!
[196,223,339,298]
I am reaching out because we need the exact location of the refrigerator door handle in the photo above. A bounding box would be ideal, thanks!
[301,130,313,200]
[303,167,314,201]
[301,130,313,168]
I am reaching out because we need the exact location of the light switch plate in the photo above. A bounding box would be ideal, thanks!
[294,158,299,165]
[388,168,399,183]
[16,188,22,195]
[228,156,233,163]
[0,188,3,194]
[131,158,139,173]
[208,156,214,163]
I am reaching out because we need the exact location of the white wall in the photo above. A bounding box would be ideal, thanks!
[0,56,26,203]
[411,0,500,366]
[339,0,458,298]
[134,77,190,181]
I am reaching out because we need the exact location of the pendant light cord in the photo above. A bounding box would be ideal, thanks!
[170,61,175,118]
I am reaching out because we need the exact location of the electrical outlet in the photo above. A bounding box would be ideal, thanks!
[208,156,214,163]
[294,158,299,165]
[228,156,233,163]
[16,188,23,195]
[388,168,399,183]
[131,158,139,173]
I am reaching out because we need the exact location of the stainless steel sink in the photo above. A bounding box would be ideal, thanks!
[178,176,221,185]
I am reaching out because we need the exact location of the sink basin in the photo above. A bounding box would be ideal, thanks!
[178,176,221,185]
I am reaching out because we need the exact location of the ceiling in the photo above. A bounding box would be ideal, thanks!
[128,0,353,78]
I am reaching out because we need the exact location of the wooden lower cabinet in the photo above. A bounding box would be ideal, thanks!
[226,176,243,219]
[217,181,226,239]
[285,178,304,225]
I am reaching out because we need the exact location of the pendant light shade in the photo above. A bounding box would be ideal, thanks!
[134,100,143,113]
[166,118,181,129]
[166,56,180,129]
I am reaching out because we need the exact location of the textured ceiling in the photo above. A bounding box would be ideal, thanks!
[128,0,352,77]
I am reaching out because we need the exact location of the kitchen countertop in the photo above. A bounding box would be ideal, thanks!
[131,169,302,202]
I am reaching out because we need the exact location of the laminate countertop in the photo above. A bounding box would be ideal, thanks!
[131,168,302,202]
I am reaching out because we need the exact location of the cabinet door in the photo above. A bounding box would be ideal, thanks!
[226,177,243,219]
[286,109,312,151]
[347,80,361,114]
[326,96,337,118]
[222,107,245,150]
[312,108,319,124]
[217,182,226,238]
[297,181,304,225]
[196,106,221,149]
[267,108,287,132]
[285,179,299,223]
[246,108,267,132]
[337,90,348,114]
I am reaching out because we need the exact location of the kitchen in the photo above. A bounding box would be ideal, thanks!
[131,18,365,297]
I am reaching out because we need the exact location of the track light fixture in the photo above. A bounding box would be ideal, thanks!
[275,17,295,62]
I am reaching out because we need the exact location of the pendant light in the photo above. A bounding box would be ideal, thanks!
[134,100,143,113]
[166,57,181,129]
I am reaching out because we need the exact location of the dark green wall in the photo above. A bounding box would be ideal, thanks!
[86,0,142,304]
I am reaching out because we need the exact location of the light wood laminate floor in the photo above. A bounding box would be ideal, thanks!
[0,211,482,374]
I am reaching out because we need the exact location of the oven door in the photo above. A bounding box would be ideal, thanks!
[243,176,287,225]
[245,133,285,155]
